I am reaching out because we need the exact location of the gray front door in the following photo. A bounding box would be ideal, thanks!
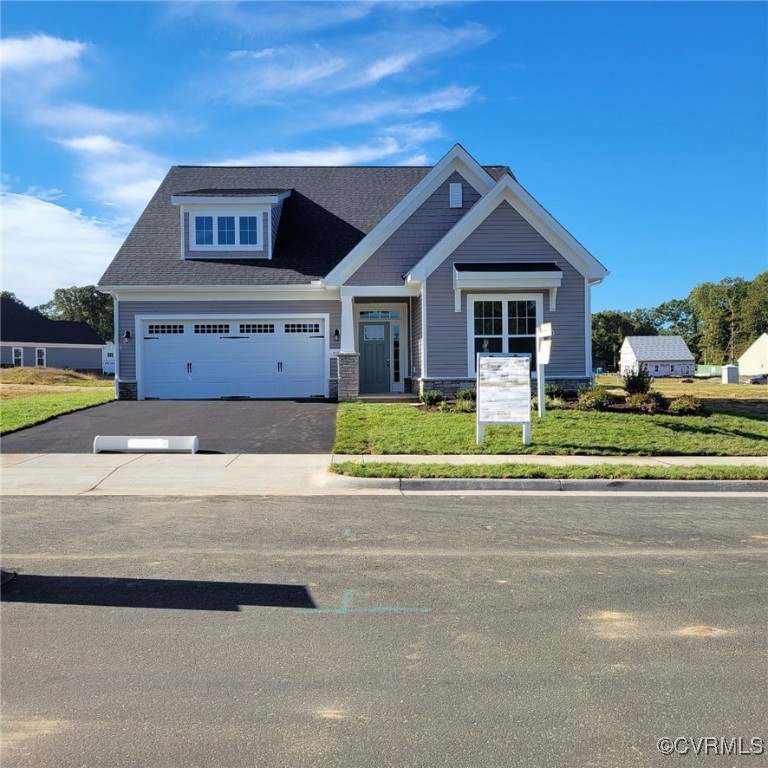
[359,322,390,393]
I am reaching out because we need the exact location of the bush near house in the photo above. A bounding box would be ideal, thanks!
[622,366,654,395]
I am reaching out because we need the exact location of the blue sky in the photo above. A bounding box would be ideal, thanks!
[2,1,766,311]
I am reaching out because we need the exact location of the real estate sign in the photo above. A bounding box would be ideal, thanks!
[476,353,531,445]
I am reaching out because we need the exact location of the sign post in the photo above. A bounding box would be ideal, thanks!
[536,322,553,418]
[476,353,532,445]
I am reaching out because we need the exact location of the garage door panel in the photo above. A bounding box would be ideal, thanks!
[141,318,326,399]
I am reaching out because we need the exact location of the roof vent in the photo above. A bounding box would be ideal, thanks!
[449,182,463,208]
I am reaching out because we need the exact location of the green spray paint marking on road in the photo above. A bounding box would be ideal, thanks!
[297,589,430,616]
[343,528,352,538]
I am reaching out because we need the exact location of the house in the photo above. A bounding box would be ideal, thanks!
[737,333,768,378]
[0,298,106,370]
[619,335,695,378]
[98,144,609,401]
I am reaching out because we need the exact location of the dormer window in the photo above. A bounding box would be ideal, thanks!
[172,188,291,260]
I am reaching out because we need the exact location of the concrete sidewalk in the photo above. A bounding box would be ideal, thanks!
[1,452,765,496]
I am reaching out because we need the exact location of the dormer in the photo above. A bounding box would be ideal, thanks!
[171,188,292,260]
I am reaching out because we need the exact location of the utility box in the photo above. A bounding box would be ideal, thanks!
[722,365,739,384]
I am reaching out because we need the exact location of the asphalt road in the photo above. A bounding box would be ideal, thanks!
[1,495,766,768]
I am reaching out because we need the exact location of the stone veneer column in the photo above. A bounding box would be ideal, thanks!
[336,352,360,402]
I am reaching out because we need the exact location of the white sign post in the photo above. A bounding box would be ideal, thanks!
[536,322,553,418]
[476,353,532,445]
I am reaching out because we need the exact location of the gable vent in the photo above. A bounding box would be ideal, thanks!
[449,182,463,208]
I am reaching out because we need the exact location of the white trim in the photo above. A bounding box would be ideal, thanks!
[325,144,495,286]
[407,175,609,284]
[584,278,592,378]
[109,286,338,302]
[171,192,291,206]
[12,347,22,366]
[134,312,330,401]
[421,283,428,378]
[452,268,562,312]
[1,341,105,350]
[185,207,265,253]
[465,293,543,376]
[113,293,120,396]
[339,285,420,299]
[35,347,46,367]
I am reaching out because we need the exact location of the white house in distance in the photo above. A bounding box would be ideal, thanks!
[102,341,116,375]
[737,333,768,377]
[619,335,695,377]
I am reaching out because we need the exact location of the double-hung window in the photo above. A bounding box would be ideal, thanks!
[192,212,262,249]
[469,295,541,372]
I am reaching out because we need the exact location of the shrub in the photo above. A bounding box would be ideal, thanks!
[420,389,445,406]
[577,384,592,397]
[454,398,475,413]
[623,365,653,395]
[577,387,615,411]
[626,391,667,413]
[437,400,452,412]
[455,387,477,402]
[544,383,562,399]
[668,394,706,415]
[547,397,568,410]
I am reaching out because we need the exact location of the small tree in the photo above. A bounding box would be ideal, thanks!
[622,365,653,395]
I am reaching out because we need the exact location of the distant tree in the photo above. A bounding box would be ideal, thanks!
[651,298,700,357]
[689,277,748,364]
[1,291,29,307]
[739,271,768,352]
[36,286,113,341]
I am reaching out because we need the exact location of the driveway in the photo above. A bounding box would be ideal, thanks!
[0,400,338,454]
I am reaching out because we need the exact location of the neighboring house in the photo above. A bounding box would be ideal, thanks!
[98,144,609,401]
[0,298,106,370]
[619,336,695,377]
[102,341,116,375]
[737,333,768,377]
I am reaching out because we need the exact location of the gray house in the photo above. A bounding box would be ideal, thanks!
[619,335,695,377]
[98,145,609,401]
[0,298,106,370]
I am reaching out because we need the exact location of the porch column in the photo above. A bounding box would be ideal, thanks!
[340,290,355,352]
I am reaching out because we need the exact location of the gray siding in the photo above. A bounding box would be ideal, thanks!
[1,345,102,370]
[425,201,588,378]
[346,172,482,286]
[270,200,284,257]
[183,211,269,259]
[117,299,341,382]
[411,294,423,378]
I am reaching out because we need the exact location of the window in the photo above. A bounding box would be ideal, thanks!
[148,324,184,335]
[284,323,320,334]
[194,324,230,334]
[469,295,541,372]
[36,348,46,367]
[12,348,22,366]
[191,212,262,250]
[195,216,213,245]
[240,323,274,334]
[359,310,400,319]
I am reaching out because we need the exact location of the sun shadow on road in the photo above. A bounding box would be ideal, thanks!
[0,574,316,612]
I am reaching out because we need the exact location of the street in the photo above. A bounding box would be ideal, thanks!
[1,495,766,767]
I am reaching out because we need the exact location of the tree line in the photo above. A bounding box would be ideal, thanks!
[592,273,768,371]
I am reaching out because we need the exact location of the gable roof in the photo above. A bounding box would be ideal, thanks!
[622,335,694,362]
[0,299,105,345]
[407,173,608,284]
[99,160,510,288]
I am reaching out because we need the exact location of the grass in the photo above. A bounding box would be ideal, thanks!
[0,367,113,387]
[333,403,768,456]
[0,389,114,434]
[331,462,768,481]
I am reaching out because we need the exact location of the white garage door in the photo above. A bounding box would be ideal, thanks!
[140,317,326,399]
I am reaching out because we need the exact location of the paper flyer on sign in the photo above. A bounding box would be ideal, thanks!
[476,355,531,424]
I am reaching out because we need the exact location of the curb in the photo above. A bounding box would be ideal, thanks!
[384,478,768,492]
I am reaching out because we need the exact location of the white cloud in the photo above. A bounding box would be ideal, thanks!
[29,103,164,136]
[0,191,126,307]
[55,135,167,215]
[217,137,407,166]
[0,34,87,70]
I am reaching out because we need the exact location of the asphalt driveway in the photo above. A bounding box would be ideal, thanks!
[1,400,338,454]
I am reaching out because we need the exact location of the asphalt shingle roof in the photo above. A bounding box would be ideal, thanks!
[623,335,694,362]
[99,164,511,287]
[0,299,105,345]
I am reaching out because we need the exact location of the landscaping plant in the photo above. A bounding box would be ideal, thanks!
[622,365,653,395]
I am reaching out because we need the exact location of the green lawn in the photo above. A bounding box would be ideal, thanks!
[333,403,768,456]
[331,462,768,481]
[0,389,115,435]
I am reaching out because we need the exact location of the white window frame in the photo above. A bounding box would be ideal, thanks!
[12,347,22,366]
[466,293,543,375]
[354,302,409,393]
[36,348,46,367]
[188,207,265,253]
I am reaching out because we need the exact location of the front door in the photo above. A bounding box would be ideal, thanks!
[359,322,390,393]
